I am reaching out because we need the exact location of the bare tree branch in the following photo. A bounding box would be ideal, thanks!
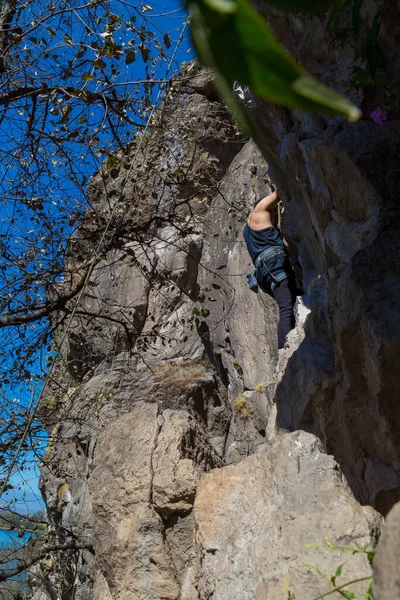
[0,85,129,108]
[0,543,91,582]
[0,261,98,326]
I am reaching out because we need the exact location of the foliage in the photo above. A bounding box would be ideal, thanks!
[0,0,182,386]
[233,360,244,380]
[0,0,190,591]
[0,578,27,600]
[264,0,330,10]
[186,0,361,144]
[287,538,376,600]
[0,0,188,455]
[234,393,248,418]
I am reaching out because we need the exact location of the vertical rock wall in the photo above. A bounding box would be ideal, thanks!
[251,0,400,512]
[36,2,400,594]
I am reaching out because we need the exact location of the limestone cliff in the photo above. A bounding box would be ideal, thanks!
[36,3,400,598]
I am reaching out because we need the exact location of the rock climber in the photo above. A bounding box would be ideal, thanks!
[243,190,299,349]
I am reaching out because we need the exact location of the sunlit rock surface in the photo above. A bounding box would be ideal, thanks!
[37,2,400,592]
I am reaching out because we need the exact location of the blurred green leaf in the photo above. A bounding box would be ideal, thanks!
[204,0,236,12]
[187,0,361,122]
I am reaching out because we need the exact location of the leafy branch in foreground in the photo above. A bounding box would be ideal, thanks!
[186,0,361,127]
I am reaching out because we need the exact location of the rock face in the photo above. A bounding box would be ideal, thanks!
[195,431,380,600]
[90,402,220,600]
[251,0,400,512]
[374,501,400,600]
[37,2,400,596]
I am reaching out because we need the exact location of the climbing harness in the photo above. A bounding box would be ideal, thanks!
[255,246,290,292]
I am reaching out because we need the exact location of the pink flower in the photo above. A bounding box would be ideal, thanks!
[371,107,388,125]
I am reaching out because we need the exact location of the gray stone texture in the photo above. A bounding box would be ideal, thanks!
[374,501,400,600]
[194,431,381,600]
[36,2,400,594]
[250,0,400,512]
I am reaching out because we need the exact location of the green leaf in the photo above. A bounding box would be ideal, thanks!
[204,0,237,12]
[367,9,383,47]
[106,155,120,169]
[187,0,361,121]
[81,72,94,81]
[349,65,373,89]
[293,77,359,119]
[125,49,136,64]
[331,562,344,585]
[341,592,356,600]
[363,10,384,77]
[334,563,344,579]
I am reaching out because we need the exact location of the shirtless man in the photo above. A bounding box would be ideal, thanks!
[243,190,298,349]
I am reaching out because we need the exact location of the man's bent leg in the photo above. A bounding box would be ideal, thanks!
[271,278,296,349]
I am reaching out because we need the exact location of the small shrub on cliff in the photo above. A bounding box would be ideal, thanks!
[234,393,248,418]
[152,361,208,394]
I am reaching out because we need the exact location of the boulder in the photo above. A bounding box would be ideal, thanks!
[194,431,381,600]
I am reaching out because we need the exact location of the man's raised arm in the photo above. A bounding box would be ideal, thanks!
[248,191,279,229]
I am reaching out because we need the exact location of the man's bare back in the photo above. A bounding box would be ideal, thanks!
[247,191,279,231]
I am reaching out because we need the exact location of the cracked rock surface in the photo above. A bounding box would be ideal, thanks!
[37,10,400,593]
[194,431,381,600]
